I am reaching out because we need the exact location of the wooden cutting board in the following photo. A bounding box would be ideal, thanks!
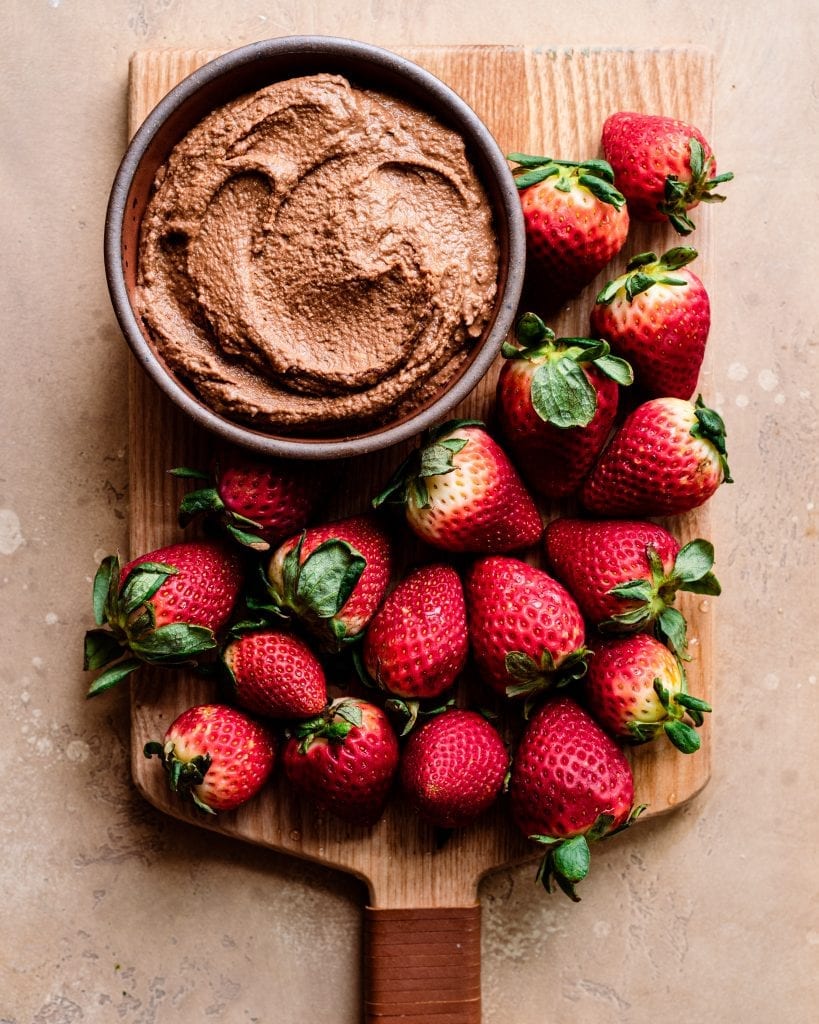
[126,44,716,1022]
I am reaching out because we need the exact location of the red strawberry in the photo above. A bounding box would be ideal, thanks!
[222,628,327,719]
[585,634,711,753]
[84,541,243,696]
[265,515,393,650]
[581,395,732,517]
[143,703,276,813]
[602,111,733,235]
[173,451,325,551]
[545,517,721,657]
[400,709,509,829]
[508,153,629,303]
[509,696,642,900]
[591,247,710,400]
[362,564,468,700]
[465,556,587,702]
[373,420,542,553]
[282,697,399,826]
[496,312,631,498]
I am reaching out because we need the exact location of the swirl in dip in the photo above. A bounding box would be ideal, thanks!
[135,73,499,436]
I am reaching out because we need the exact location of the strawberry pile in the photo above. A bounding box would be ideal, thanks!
[85,109,732,902]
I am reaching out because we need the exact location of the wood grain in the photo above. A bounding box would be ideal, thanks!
[126,45,716,911]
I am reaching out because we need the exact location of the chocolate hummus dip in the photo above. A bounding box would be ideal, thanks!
[135,73,499,436]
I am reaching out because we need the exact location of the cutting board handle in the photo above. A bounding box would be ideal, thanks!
[363,904,482,1022]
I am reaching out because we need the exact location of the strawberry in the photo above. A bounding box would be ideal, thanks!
[465,556,587,702]
[508,153,629,303]
[602,111,733,235]
[496,312,632,498]
[509,696,642,900]
[84,541,243,696]
[400,709,509,829]
[264,515,393,650]
[172,451,325,551]
[282,697,399,826]
[544,517,721,657]
[143,703,276,813]
[585,634,711,753]
[581,395,732,517]
[222,627,327,719]
[591,247,710,400]
[373,420,542,553]
[361,564,468,700]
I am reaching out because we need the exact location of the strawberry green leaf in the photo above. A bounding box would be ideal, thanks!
[659,246,698,270]
[624,271,657,301]
[664,719,701,754]
[130,623,216,661]
[120,565,175,617]
[627,720,662,743]
[295,540,366,619]
[420,442,464,478]
[593,354,634,386]
[609,579,654,602]
[169,466,210,481]
[86,657,143,697]
[577,174,626,210]
[507,152,553,167]
[586,813,617,842]
[83,628,125,671]
[692,396,733,483]
[530,358,598,428]
[680,571,721,596]
[626,251,658,270]
[529,833,562,845]
[554,836,591,882]
[92,555,120,626]
[602,605,652,630]
[676,693,712,715]
[334,700,364,729]
[577,158,615,183]
[384,698,420,736]
[512,164,560,189]
[673,539,715,583]
[516,312,553,347]
[656,606,689,658]
[226,524,269,552]
[567,338,610,363]
[178,487,224,526]
[505,651,543,683]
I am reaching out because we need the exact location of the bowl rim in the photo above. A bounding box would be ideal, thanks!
[105,34,525,459]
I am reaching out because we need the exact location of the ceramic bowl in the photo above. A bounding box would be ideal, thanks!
[105,35,524,459]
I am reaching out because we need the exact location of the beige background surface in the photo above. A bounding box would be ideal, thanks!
[1,2,817,1022]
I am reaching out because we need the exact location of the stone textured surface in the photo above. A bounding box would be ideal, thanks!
[1,1,817,1021]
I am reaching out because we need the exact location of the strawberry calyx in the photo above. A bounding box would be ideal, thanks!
[291,698,362,753]
[658,137,734,235]
[383,695,457,737]
[691,394,733,484]
[143,740,215,814]
[504,645,590,710]
[263,533,367,647]
[372,419,484,510]
[503,312,633,428]
[508,153,626,210]
[627,676,712,753]
[171,466,270,551]
[84,554,218,697]
[531,803,646,901]
[601,539,721,657]
[595,246,699,305]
